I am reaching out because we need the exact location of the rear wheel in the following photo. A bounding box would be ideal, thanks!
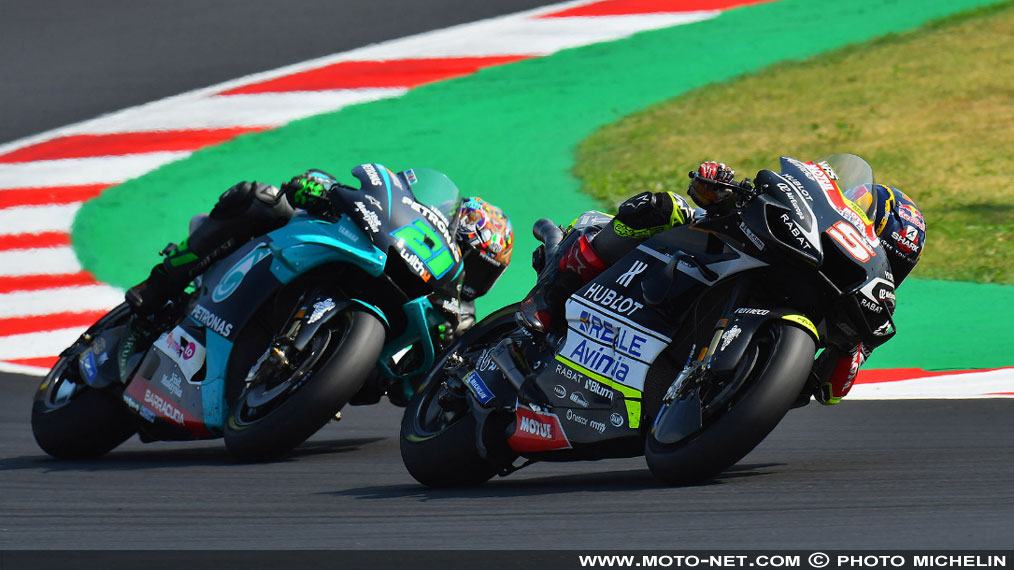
[224,308,385,461]
[645,323,815,485]
[31,304,138,459]
[400,305,518,487]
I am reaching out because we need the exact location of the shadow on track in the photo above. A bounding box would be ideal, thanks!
[0,436,386,472]
[327,462,784,500]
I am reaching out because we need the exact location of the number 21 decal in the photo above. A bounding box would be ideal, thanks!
[827,221,877,262]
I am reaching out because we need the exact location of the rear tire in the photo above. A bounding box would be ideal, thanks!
[31,304,138,459]
[400,305,518,487]
[224,309,384,461]
[645,323,814,485]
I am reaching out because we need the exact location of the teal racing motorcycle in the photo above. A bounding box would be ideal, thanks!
[32,164,469,461]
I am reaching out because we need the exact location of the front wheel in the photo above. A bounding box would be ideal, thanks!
[224,308,385,461]
[31,303,138,459]
[400,305,519,487]
[645,323,815,485]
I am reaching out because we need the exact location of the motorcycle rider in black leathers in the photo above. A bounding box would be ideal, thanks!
[517,161,926,405]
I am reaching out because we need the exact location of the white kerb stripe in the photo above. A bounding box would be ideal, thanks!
[0,152,191,190]
[342,13,718,59]
[0,328,89,360]
[0,285,123,319]
[0,203,81,235]
[849,368,1014,400]
[0,247,85,277]
[54,89,409,135]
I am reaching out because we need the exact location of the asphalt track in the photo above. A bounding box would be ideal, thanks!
[0,0,560,145]
[2,374,1014,550]
[3,0,1013,554]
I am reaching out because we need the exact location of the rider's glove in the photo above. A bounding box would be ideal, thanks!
[282,170,336,215]
[698,161,735,184]
[688,161,736,213]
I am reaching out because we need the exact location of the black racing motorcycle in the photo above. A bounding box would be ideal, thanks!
[401,154,897,486]
[33,164,470,461]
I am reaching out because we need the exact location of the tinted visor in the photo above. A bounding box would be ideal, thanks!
[843,183,878,219]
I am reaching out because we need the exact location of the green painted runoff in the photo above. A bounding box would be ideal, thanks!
[72,0,1010,371]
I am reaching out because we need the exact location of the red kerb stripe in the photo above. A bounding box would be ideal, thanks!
[540,0,767,17]
[220,56,531,95]
[0,127,267,163]
[0,184,111,208]
[0,272,100,294]
[2,356,58,370]
[0,310,108,336]
[855,367,1011,384]
[0,232,71,251]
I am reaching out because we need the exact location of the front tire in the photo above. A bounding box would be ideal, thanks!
[645,323,815,485]
[31,304,138,459]
[400,305,518,487]
[224,308,384,461]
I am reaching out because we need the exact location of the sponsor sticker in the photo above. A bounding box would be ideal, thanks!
[581,283,644,317]
[508,407,571,452]
[464,371,494,405]
[307,298,337,324]
[153,327,206,381]
[560,300,669,392]
[615,260,648,288]
[738,222,765,250]
[355,201,382,233]
[568,391,590,408]
[213,246,271,303]
[79,351,99,385]
[565,409,605,434]
[362,163,382,186]
[191,304,234,337]
[719,325,742,351]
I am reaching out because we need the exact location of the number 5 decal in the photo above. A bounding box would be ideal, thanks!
[827,221,876,262]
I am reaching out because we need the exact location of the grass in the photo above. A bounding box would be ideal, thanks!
[574,1,1014,284]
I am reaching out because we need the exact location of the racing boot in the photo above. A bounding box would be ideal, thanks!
[517,232,607,334]
[125,181,294,316]
[125,237,213,316]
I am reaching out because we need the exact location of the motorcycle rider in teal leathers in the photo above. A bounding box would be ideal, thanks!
[125,167,514,338]
[517,161,926,406]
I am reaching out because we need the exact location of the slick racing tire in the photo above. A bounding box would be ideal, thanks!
[31,303,138,459]
[224,308,384,461]
[400,305,519,488]
[645,323,815,485]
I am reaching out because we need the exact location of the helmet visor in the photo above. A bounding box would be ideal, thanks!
[843,183,878,220]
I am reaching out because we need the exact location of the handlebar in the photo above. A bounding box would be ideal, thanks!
[532,218,564,251]
[688,171,757,199]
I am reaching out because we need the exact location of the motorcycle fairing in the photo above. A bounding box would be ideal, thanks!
[123,214,391,438]
[507,406,572,453]
[543,247,687,437]
[122,323,213,440]
[706,308,819,376]
[331,164,465,298]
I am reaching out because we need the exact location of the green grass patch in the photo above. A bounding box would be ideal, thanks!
[575,1,1014,284]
